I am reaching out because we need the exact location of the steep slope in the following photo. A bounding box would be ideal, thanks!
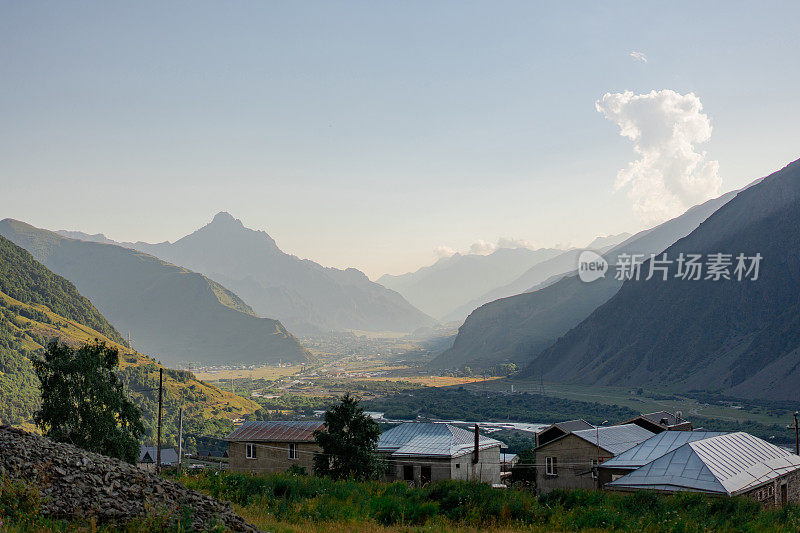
[434,190,740,370]
[93,212,435,334]
[377,247,563,319]
[0,234,259,434]
[440,233,632,323]
[0,220,311,366]
[524,159,800,400]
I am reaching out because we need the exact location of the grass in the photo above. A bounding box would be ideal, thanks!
[176,472,800,532]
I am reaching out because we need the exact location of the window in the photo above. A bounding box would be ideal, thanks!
[421,465,432,485]
[288,443,297,460]
[246,443,256,459]
[403,465,414,481]
[546,456,558,476]
[455,463,460,469]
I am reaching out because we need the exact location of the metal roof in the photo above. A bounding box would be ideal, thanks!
[570,424,655,456]
[225,421,324,443]
[600,431,727,469]
[608,432,800,495]
[377,422,501,458]
[540,419,594,434]
[138,446,179,465]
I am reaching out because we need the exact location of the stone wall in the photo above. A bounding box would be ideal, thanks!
[536,434,602,494]
[742,468,800,507]
[0,426,258,532]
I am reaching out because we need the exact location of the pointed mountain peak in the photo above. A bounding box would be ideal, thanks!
[211,211,241,225]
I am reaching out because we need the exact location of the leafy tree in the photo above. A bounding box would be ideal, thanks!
[313,393,383,480]
[33,340,144,463]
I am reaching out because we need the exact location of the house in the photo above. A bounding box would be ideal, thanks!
[138,446,179,471]
[534,423,654,494]
[535,419,594,447]
[606,432,800,506]
[377,423,502,486]
[501,452,519,472]
[618,411,692,433]
[197,448,229,459]
[596,431,726,487]
[225,420,324,475]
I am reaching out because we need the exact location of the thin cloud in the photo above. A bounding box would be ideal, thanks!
[596,89,721,224]
[629,51,648,63]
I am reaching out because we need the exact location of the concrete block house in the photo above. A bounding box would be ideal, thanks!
[377,422,502,486]
[226,421,324,475]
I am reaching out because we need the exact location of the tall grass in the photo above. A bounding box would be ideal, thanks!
[179,472,800,532]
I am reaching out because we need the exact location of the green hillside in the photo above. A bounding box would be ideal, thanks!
[0,235,260,444]
[0,219,312,367]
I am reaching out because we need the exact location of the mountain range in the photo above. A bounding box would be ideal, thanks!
[0,219,310,367]
[434,189,741,370]
[60,212,435,335]
[377,247,564,319]
[0,234,259,432]
[440,233,631,323]
[523,158,800,400]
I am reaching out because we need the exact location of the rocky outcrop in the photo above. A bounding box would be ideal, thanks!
[0,426,259,532]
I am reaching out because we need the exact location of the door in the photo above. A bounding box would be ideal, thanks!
[781,483,788,505]
[403,464,414,482]
[421,465,431,485]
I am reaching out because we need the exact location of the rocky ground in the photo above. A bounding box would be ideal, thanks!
[0,425,259,532]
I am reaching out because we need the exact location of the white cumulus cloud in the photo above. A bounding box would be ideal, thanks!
[433,245,456,258]
[469,240,496,255]
[629,51,648,63]
[596,89,721,223]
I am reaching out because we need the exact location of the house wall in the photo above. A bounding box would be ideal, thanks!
[536,435,604,495]
[742,468,800,507]
[382,445,501,486]
[228,441,319,475]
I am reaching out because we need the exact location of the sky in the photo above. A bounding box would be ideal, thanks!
[2,2,800,279]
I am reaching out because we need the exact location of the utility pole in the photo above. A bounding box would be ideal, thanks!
[177,406,184,476]
[794,411,798,455]
[157,368,163,473]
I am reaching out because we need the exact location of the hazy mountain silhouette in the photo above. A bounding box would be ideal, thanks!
[68,212,436,335]
[378,247,564,319]
[434,189,741,370]
[0,219,311,366]
[522,159,800,400]
[440,233,630,324]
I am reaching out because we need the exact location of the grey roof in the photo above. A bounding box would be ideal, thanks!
[600,431,727,470]
[540,419,594,433]
[138,446,179,465]
[225,421,324,442]
[608,432,800,495]
[569,424,655,456]
[378,423,501,458]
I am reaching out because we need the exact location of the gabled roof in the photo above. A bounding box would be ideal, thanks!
[608,432,800,495]
[621,411,689,428]
[377,423,501,458]
[567,424,655,456]
[540,419,594,434]
[225,421,324,443]
[600,431,727,470]
[138,446,179,465]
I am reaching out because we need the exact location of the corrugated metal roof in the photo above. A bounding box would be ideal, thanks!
[570,424,654,456]
[377,423,501,458]
[138,446,179,465]
[551,419,595,432]
[600,431,727,469]
[225,421,324,442]
[608,432,800,495]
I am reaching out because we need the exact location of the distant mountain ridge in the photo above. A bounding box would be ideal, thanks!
[0,234,259,429]
[523,158,800,400]
[378,247,564,319]
[0,219,311,366]
[62,212,435,335]
[434,189,741,370]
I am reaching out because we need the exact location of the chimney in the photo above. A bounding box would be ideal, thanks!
[473,424,479,464]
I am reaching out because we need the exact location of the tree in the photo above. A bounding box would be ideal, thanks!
[33,340,144,463]
[313,393,383,480]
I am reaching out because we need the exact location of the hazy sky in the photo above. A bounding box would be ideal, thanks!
[2,2,799,278]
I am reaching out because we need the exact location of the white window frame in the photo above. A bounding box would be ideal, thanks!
[288,442,297,460]
[546,456,558,476]
[246,443,256,459]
